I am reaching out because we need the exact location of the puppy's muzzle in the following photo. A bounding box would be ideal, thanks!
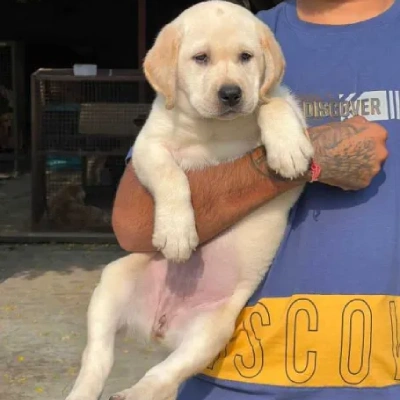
[218,85,242,107]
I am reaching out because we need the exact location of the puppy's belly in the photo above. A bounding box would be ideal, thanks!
[137,232,239,342]
[133,189,302,347]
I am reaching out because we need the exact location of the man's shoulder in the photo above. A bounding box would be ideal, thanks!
[256,1,288,32]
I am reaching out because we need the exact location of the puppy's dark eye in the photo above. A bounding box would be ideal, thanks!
[240,52,253,62]
[193,53,209,64]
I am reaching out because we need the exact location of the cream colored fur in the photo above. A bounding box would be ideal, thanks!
[65,2,313,400]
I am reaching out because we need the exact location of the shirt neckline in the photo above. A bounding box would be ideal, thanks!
[284,0,400,34]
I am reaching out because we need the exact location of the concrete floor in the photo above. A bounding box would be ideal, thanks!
[0,244,165,400]
[0,174,31,234]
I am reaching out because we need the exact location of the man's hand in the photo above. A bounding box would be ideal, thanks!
[309,116,388,190]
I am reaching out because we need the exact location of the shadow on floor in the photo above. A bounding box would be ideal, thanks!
[0,243,126,283]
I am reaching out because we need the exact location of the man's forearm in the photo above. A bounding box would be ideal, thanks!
[112,117,388,252]
[112,146,308,252]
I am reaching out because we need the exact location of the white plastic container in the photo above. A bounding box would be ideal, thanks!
[73,64,97,76]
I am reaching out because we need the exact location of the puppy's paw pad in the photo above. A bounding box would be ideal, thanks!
[109,391,133,400]
[109,395,125,400]
[110,385,166,400]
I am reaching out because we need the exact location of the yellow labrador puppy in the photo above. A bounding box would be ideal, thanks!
[66,1,313,400]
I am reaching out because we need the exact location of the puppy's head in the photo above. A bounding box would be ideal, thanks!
[144,0,285,119]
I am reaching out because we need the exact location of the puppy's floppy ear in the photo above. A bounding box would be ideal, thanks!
[257,21,286,102]
[143,23,181,110]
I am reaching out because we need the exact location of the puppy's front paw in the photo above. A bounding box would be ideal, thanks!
[265,128,314,179]
[152,208,199,263]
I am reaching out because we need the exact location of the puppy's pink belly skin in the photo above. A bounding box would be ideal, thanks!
[137,236,239,339]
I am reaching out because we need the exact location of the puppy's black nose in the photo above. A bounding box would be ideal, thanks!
[218,85,242,107]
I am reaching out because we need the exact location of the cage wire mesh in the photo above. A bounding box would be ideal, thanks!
[0,41,25,178]
[31,69,151,233]
[0,44,13,153]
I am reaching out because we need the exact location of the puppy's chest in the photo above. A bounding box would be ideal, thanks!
[170,123,261,171]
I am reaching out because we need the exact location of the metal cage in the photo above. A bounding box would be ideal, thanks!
[0,41,26,177]
[31,68,152,235]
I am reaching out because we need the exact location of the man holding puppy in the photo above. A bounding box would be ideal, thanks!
[113,0,397,398]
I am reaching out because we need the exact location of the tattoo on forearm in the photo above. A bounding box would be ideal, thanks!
[317,139,375,184]
[309,120,375,186]
[250,119,378,188]
[308,121,368,149]
[250,146,269,177]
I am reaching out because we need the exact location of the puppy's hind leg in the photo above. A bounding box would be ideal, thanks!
[66,253,152,400]
[109,289,251,400]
